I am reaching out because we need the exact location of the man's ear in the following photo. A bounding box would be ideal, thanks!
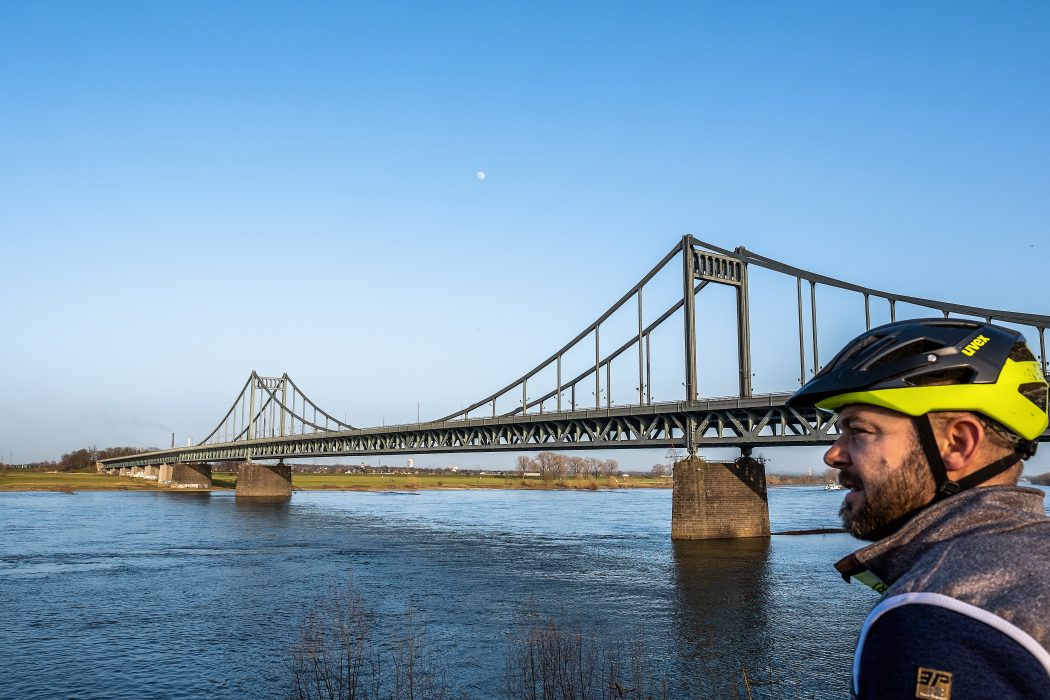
[939,415,983,473]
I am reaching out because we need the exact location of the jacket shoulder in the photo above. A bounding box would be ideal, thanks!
[854,592,1050,699]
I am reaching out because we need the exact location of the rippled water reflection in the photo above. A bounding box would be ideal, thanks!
[2,485,1045,698]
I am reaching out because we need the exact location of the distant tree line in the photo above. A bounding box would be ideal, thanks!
[514,452,620,484]
[647,448,687,477]
[1030,472,1050,486]
[3,446,154,472]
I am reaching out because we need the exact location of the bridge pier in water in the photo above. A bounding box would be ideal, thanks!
[170,462,212,489]
[671,452,770,540]
[236,460,292,498]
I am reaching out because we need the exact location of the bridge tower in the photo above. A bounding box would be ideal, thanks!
[676,236,767,538]
[679,234,754,458]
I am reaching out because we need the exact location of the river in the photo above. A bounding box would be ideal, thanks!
[2,484,1047,699]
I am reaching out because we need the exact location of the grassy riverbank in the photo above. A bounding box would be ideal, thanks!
[0,470,674,492]
[1,468,839,493]
[289,472,672,490]
[0,471,165,491]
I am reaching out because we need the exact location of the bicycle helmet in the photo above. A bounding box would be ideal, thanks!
[788,318,1048,500]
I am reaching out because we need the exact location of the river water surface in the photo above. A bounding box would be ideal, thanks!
[2,485,1047,699]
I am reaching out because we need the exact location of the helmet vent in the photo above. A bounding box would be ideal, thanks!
[1009,343,1036,363]
[933,319,981,329]
[867,339,944,370]
[905,367,975,387]
[837,333,885,365]
[1019,382,1048,413]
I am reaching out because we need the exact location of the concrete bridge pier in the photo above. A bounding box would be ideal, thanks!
[158,464,173,483]
[170,462,212,489]
[236,460,292,498]
[671,450,770,540]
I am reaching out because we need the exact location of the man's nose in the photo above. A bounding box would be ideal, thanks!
[824,436,850,469]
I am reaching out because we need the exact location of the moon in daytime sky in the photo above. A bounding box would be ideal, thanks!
[476,170,486,181]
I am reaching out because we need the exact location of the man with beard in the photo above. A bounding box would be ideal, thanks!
[786,318,1050,699]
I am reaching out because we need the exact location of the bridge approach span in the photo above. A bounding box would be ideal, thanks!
[98,393,834,468]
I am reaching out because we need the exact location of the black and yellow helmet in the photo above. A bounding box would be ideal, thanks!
[787,318,1048,441]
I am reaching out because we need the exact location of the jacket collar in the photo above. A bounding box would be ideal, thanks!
[834,486,1046,592]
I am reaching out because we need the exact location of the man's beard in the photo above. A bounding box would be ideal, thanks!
[839,445,935,541]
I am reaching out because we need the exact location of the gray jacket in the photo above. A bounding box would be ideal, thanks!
[835,486,1050,698]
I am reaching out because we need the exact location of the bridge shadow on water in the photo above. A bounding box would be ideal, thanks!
[234,495,293,508]
[233,495,293,521]
[671,537,776,697]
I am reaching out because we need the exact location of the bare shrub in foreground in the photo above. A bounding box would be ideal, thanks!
[734,661,809,700]
[291,583,379,700]
[290,583,457,700]
[291,586,798,699]
[503,611,668,700]
[389,608,453,700]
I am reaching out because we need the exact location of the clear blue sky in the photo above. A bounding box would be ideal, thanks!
[2,2,1048,472]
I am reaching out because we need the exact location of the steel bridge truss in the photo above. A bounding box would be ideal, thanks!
[101,236,1050,469]
[102,395,840,468]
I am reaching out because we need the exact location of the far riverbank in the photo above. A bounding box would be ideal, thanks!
[0,469,832,493]
[0,470,675,492]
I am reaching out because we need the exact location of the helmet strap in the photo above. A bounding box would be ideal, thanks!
[913,415,1022,502]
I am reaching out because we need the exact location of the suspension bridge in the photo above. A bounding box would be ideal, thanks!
[100,236,1050,473]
